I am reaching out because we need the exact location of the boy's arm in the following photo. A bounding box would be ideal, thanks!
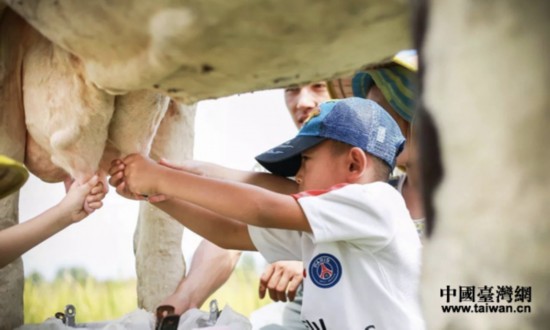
[110,162,255,249]
[124,154,311,232]
[159,240,241,314]
[110,161,250,314]
[153,198,256,250]
[159,159,298,194]
[0,176,104,268]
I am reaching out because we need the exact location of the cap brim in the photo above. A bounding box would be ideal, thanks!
[255,136,325,177]
[0,155,29,199]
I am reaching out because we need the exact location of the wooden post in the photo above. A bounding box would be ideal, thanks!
[421,0,550,327]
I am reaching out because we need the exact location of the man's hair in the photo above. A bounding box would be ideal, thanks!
[329,140,392,181]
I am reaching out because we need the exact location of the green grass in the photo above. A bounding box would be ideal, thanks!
[24,275,138,324]
[24,267,270,324]
[203,263,271,316]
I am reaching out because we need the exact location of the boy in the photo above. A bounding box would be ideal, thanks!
[111,97,424,329]
[0,155,106,268]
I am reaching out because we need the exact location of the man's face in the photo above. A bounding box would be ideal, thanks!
[284,82,331,128]
[294,140,349,192]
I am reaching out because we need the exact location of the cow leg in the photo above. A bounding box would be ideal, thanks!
[101,88,173,311]
[100,89,170,167]
[421,0,550,328]
[0,9,31,329]
[134,100,196,311]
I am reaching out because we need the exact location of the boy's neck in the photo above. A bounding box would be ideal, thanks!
[354,171,380,185]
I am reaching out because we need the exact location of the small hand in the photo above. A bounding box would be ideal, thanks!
[60,175,106,223]
[259,260,304,302]
[122,154,162,197]
[109,159,145,201]
[84,172,109,213]
[83,179,106,215]
[109,158,168,202]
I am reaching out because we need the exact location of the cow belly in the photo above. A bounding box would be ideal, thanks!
[22,29,115,183]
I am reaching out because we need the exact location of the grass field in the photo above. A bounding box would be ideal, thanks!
[24,266,270,324]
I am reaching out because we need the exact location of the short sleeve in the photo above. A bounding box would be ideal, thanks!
[296,183,408,248]
[248,225,303,263]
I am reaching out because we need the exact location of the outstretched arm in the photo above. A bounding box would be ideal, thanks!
[153,198,255,250]
[110,160,250,315]
[110,163,256,250]
[0,176,105,268]
[159,240,242,314]
[151,160,305,305]
[122,154,310,232]
[159,159,298,195]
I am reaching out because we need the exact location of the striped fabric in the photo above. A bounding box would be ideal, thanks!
[328,50,418,123]
[353,65,416,123]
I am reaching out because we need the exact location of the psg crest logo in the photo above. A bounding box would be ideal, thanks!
[309,253,342,288]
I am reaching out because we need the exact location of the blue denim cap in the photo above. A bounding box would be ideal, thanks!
[255,97,406,177]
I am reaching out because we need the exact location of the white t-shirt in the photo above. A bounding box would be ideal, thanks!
[248,182,424,330]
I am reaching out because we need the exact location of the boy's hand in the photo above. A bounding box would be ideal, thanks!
[109,159,147,201]
[122,154,162,197]
[109,158,168,202]
[59,175,106,223]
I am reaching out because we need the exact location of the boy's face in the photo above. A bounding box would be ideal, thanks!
[294,140,350,191]
[284,82,331,128]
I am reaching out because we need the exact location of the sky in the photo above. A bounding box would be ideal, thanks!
[19,88,297,280]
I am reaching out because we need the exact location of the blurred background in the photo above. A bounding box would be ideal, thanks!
[19,88,297,323]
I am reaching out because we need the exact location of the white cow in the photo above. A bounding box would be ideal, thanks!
[0,10,193,328]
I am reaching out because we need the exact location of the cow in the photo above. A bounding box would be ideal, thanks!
[0,10,195,328]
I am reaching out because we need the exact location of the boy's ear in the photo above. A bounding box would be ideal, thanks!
[347,147,367,179]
